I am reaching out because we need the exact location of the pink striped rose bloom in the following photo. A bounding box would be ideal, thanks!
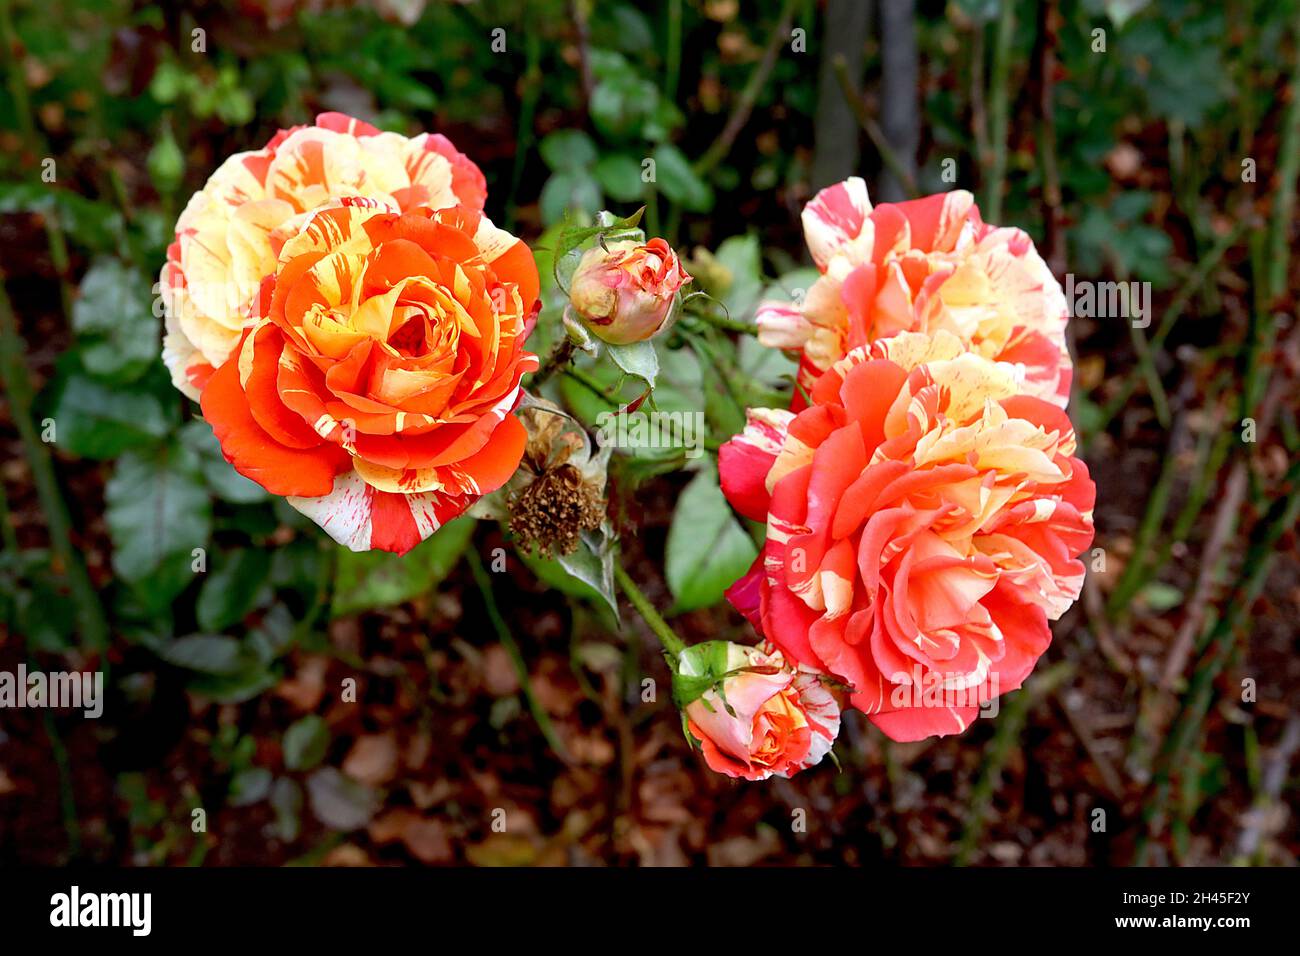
[719,331,1094,741]
[756,178,1072,410]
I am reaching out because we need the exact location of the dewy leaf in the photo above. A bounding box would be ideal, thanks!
[331,515,475,617]
[665,466,758,613]
[71,258,159,382]
[106,445,212,586]
[283,715,330,771]
[554,523,620,621]
[606,338,659,388]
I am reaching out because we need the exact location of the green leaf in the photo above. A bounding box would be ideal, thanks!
[197,549,273,632]
[180,420,269,504]
[554,526,620,621]
[652,144,713,212]
[187,666,280,704]
[48,372,172,459]
[270,777,303,842]
[71,258,159,383]
[246,603,298,664]
[737,335,796,406]
[589,65,659,140]
[106,445,212,590]
[284,715,330,771]
[606,338,659,388]
[539,170,603,226]
[1139,581,1184,612]
[517,548,609,611]
[664,466,757,613]
[0,183,122,252]
[539,129,598,170]
[713,234,765,322]
[229,767,273,807]
[146,124,185,195]
[594,154,646,202]
[158,634,246,674]
[331,515,475,617]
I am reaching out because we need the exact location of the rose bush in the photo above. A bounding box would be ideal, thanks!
[160,111,486,399]
[199,202,539,555]
[756,177,1072,409]
[719,331,1094,741]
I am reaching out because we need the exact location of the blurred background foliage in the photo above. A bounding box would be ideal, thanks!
[0,0,1298,866]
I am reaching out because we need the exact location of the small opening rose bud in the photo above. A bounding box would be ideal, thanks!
[671,640,841,782]
[568,237,691,345]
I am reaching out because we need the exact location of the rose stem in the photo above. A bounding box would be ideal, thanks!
[613,563,686,660]
[466,548,572,764]
[529,338,575,387]
[0,276,108,650]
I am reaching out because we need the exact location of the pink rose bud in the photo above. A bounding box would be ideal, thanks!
[672,640,840,781]
[568,237,691,345]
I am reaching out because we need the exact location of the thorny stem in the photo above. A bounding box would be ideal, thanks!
[530,337,575,387]
[613,562,687,659]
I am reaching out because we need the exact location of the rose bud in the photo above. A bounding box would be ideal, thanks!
[568,237,691,345]
[672,640,840,781]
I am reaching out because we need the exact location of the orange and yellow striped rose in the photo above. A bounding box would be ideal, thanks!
[199,202,539,555]
[160,112,486,399]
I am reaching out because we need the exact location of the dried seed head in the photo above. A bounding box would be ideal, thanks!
[509,462,604,558]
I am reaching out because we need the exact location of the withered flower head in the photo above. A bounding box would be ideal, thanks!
[489,398,610,558]
[509,461,604,558]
